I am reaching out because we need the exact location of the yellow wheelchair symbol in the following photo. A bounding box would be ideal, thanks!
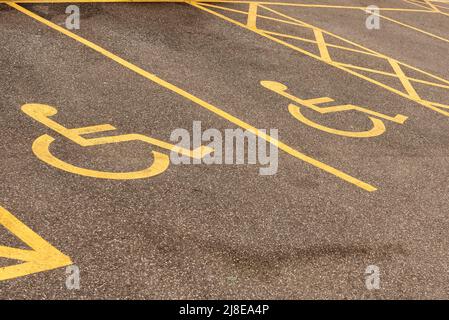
[261,81,408,138]
[22,104,213,180]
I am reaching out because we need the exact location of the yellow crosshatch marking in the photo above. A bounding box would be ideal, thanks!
[190,1,449,118]
[0,205,72,281]
[8,2,377,192]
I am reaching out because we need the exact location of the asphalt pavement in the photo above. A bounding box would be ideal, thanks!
[1,0,449,299]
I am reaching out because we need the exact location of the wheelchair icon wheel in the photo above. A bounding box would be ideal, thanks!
[32,135,170,180]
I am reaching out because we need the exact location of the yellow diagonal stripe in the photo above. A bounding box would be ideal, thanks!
[247,2,258,29]
[389,59,421,100]
[313,29,331,62]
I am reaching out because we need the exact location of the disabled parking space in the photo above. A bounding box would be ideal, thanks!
[20,2,445,190]
[1,1,449,299]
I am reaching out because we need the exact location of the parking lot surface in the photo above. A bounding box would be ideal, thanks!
[1,0,449,299]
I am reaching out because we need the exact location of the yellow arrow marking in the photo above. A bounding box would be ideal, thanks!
[0,206,72,281]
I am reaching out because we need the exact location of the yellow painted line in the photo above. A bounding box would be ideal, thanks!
[424,0,441,11]
[402,0,436,10]
[259,3,449,88]
[201,2,380,59]
[247,2,258,29]
[408,78,449,89]
[257,4,381,54]
[370,10,449,45]
[437,10,449,17]
[433,2,449,9]
[389,59,421,100]
[336,62,449,90]
[335,62,401,77]
[265,4,447,92]
[0,0,435,13]
[313,29,331,62]
[400,60,449,87]
[8,2,376,192]
[412,0,449,16]
[0,205,72,281]
[199,3,306,28]
[434,1,449,6]
[261,29,382,58]
[200,2,247,14]
[253,2,449,88]
[214,2,449,48]
[260,29,316,44]
[199,1,435,12]
[433,2,449,16]
[430,102,449,109]
[197,2,449,116]
[2,0,184,2]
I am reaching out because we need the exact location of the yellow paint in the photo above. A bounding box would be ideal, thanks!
[199,3,306,27]
[261,80,407,137]
[247,2,258,29]
[369,10,449,45]
[265,4,449,87]
[430,102,449,109]
[388,59,421,100]
[2,0,184,2]
[0,205,72,281]
[433,1,449,8]
[409,0,449,17]
[433,3,449,16]
[260,81,408,123]
[424,0,441,11]
[313,29,331,62]
[11,3,376,191]
[32,135,170,180]
[435,9,449,17]
[0,0,430,13]
[288,104,386,138]
[22,104,211,179]
[335,62,449,90]
[260,29,381,57]
[403,0,435,10]
[22,104,212,158]
[191,2,449,119]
